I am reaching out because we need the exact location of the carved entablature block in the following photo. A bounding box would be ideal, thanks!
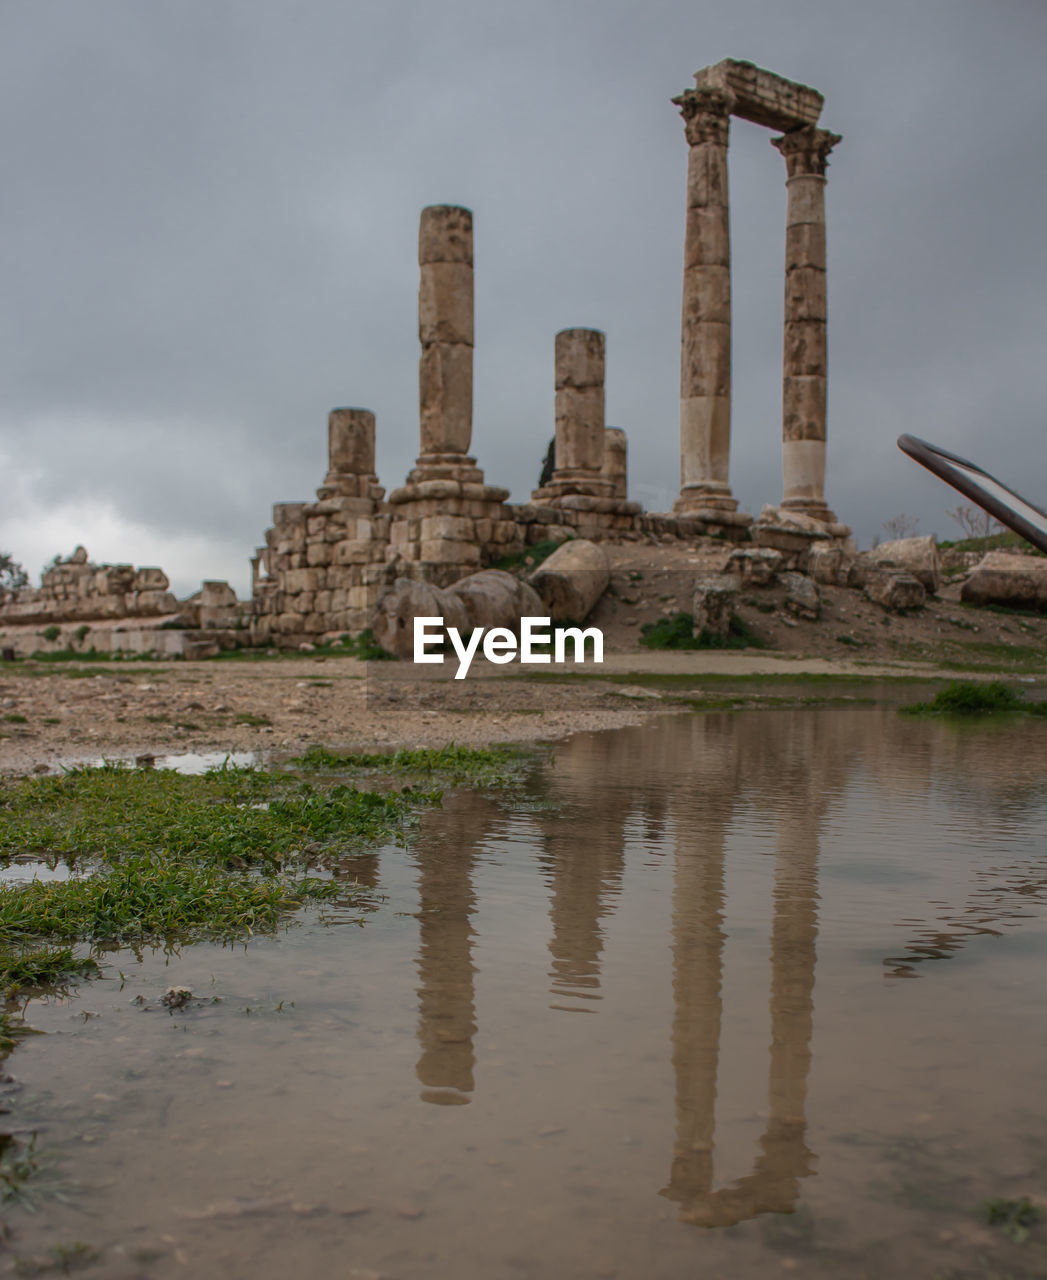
[693,59,823,131]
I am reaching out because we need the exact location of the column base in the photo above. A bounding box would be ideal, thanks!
[674,484,740,517]
[780,497,838,525]
[532,471,617,504]
[315,472,385,503]
[406,452,486,486]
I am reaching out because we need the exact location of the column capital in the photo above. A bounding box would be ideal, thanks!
[673,87,732,148]
[771,125,841,178]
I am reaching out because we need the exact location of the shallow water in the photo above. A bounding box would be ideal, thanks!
[7,707,1047,1278]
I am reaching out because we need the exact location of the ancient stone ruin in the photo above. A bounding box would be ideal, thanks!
[17,58,1001,660]
[245,58,860,647]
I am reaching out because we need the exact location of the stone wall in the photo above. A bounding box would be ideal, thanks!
[0,547,179,626]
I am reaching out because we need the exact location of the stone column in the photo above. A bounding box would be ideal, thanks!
[317,407,382,500]
[772,126,841,522]
[412,204,483,483]
[535,329,614,499]
[602,427,628,499]
[672,87,737,516]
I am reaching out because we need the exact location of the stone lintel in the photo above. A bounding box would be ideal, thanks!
[693,59,823,131]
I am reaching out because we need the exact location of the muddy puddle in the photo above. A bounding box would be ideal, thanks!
[7,707,1047,1278]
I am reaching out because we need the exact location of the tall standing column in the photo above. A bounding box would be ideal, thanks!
[772,126,841,522]
[672,87,738,516]
[412,204,482,482]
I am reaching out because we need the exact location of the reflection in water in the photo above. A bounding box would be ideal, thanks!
[13,706,1047,1277]
[661,785,821,1225]
[537,737,629,1011]
[412,801,493,1106]
[405,708,1047,1230]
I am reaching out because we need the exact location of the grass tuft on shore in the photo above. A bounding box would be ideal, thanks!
[290,743,525,787]
[0,760,448,1026]
[899,680,1047,717]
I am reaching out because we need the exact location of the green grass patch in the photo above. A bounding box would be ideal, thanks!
[0,765,433,871]
[640,612,764,651]
[0,763,444,1014]
[3,713,28,724]
[290,743,525,787]
[982,1196,1044,1243]
[940,530,1044,556]
[27,648,118,663]
[490,538,567,573]
[0,945,99,992]
[899,680,1047,717]
[233,712,272,727]
[0,859,340,947]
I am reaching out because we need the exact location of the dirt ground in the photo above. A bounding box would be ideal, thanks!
[1,543,1044,776]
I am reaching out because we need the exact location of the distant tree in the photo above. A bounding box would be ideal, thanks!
[946,505,1000,540]
[538,438,555,489]
[0,552,29,593]
[881,514,920,541]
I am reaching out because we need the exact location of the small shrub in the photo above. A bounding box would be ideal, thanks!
[74,624,90,643]
[39,625,61,643]
[900,681,1025,717]
[640,612,764,651]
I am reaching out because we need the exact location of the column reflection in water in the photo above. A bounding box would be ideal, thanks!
[411,792,498,1107]
[535,734,631,1011]
[661,713,840,1227]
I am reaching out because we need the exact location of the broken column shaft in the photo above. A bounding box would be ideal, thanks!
[317,407,383,501]
[772,125,840,522]
[534,329,614,500]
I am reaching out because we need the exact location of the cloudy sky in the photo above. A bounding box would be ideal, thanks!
[2,0,1045,597]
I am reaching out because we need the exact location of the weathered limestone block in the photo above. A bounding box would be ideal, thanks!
[866,536,941,595]
[447,569,544,631]
[281,568,321,595]
[692,573,738,639]
[130,590,179,615]
[961,551,1047,611]
[725,547,783,586]
[418,539,481,567]
[200,581,238,608]
[371,578,471,659]
[420,514,474,542]
[528,539,610,623]
[863,569,926,613]
[133,568,170,591]
[780,571,821,620]
[333,541,373,567]
[306,542,334,567]
[807,543,847,585]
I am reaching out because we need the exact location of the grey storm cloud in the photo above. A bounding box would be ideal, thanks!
[2,0,1046,594]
